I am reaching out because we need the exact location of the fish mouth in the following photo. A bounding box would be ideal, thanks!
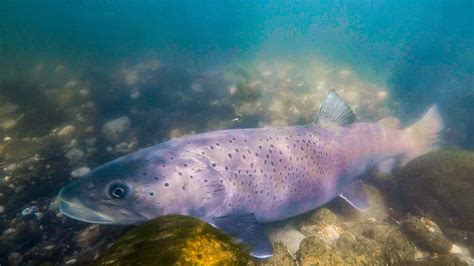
[58,196,115,224]
[58,188,148,225]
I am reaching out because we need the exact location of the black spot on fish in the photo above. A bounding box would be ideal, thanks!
[164,183,169,187]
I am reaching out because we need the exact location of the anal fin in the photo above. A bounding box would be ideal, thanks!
[339,180,369,211]
[208,213,273,259]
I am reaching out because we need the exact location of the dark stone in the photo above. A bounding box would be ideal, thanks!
[398,150,474,231]
[401,215,452,254]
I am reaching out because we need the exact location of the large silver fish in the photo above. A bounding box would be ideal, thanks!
[58,91,443,258]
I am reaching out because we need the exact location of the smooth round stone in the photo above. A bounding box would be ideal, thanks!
[95,215,250,265]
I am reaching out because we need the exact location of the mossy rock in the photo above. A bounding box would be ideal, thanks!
[94,215,250,265]
[398,150,474,231]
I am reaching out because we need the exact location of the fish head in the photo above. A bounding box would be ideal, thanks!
[58,156,158,225]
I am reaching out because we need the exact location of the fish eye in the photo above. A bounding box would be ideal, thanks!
[108,183,128,199]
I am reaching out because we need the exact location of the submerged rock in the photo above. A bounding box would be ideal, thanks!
[401,215,453,254]
[288,206,418,265]
[94,215,250,265]
[101,116,131,143]
[399,150,474,231]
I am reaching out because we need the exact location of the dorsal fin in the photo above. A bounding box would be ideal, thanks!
[314,90,355,128]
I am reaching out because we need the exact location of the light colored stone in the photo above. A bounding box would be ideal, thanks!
[71,167,90,178]
[102,116,131,142]
[0,205,4,213]
[3,228,17,235]
[79,89,89,97]
[377,91,388,100]
[68,139,78,147]
[64,80,78,88]
[449,244,463,254]
[65,259,77,264]
[2,119,17,129]
[58,125,75,137]
[130,91,141,100]
[5,164,17,172]
[65,148,85,162]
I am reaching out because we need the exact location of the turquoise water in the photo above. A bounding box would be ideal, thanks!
[2,1,472,142]
[0,1,473,264]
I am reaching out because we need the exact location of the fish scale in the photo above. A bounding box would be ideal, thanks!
[178,126,345,222]
[58,90,444,258]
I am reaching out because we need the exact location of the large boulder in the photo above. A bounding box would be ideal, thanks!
[94,215,250,265]
[398,150,474,231]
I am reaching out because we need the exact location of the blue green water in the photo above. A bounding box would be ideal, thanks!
[2,1,473,140]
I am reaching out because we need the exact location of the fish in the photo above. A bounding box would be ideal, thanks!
[58,90,443,258]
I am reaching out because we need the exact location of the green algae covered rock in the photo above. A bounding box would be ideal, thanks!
[399,150,474,231]
[94,215,250,265]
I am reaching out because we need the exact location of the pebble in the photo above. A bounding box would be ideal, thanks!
[4,136,12,141]
[449,244,463,254]
[377,91,388,100]
[227,85,237,95]
[130,91,141,100]
[15,185,26,193]
[261,71,272,76]
[3,228,17,235]
[5,164,17,172]
[2,119,17,129]
[85,137,96,146]
[44,244,56,250]
[58,125,75,137]
[21,205,38,216]
[71,167,90,178]
[74,224,105,248]
[64,80,78,88]
[79,89,89,97]
[85,126,94,133]
[65,148,85,162]
[102,116,131,142]
[66,259,77,265]
[0,205,4,213]
[68,139,78,147]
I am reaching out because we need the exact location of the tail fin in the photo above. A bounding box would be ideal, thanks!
[401,105,444,165]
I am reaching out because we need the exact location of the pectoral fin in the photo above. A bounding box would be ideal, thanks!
[339,180,369,211]
[209,213,273,259]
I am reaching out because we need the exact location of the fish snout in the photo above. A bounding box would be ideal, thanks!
[58,182,115,224]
